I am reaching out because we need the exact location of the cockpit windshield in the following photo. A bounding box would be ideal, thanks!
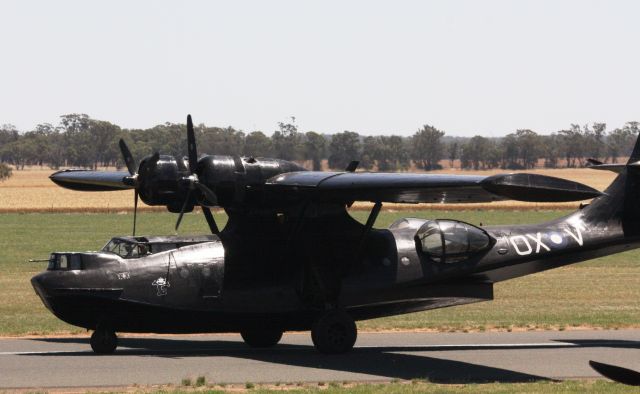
[416,220,491,263]
[102,239,149,259]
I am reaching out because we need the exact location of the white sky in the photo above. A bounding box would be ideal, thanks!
[1,0,639,136]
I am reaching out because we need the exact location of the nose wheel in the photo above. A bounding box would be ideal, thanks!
[90,325,118,354]
[311,309,357,354]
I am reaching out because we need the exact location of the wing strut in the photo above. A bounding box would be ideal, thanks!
[358,202,382,255]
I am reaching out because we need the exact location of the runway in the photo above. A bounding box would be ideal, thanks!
[1,329,639,389]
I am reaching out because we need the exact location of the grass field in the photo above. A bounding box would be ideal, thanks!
[1,209,639,336]
[0,167,617,212]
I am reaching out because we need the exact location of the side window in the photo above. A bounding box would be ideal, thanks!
[70,254,82,270]
[59,255,68,269]
[48,254,56,270]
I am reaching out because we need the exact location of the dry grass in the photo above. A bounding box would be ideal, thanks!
[0,167,617,212]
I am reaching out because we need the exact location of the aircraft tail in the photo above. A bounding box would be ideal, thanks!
[583,134,640,236]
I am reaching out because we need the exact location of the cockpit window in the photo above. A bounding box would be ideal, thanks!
[47,253,82,270]
[102,239,148,259]
[417,221,444,262]
[416,220,491,263]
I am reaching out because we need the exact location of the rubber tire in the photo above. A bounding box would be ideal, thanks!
[90,327,118,354]
[241,329,283,348]
[311,309,357,354]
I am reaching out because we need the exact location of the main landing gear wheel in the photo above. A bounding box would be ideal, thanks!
[241,328,283,348]
[90,326,118,354]
[311,309,357,354]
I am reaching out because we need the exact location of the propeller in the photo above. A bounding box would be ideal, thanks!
[174,115,220,234]
[118,115,220,236]
[118,139,160,236]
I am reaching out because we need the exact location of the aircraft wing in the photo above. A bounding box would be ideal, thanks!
[49,169,133,191]
[265,171,602,204]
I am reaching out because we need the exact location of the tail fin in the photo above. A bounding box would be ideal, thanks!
[584,134,640,236]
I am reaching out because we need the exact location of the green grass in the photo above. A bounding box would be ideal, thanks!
[1,209,640,335]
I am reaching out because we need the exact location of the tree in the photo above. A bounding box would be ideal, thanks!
[541,134,561,168]
[200,126,245,156]
[412,124,445,170]
[608,122,638,162]
[461,135,492,170]
[515,129,541,169]
[557,125,584,167]
[244,131,272,157]
[447,141,459,168]
[360,136,377,170]
[582,122,607,162]
[272,119,303,160]
[0,163,11,181]
[500,134,519,169]
[377,136,410,171]
[87,120,120,169]
[0,124,19,164]
[328,131,361,169]
[360,135,409,171]
[0,124,18,146]
[304,131,327,170]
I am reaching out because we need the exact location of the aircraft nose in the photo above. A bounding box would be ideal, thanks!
[31,272,52,306]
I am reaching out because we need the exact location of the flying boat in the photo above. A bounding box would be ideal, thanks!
[32,115,640,355]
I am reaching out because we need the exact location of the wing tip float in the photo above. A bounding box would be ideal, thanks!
[50,169,132,191]
[480,173,602,202]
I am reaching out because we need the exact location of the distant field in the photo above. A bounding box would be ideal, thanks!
[1,209,639,336]
[0,167,616,212]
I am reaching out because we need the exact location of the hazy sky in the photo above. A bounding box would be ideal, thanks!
[1,1,639,136]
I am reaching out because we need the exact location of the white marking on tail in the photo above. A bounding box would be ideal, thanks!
[563,225,584,246]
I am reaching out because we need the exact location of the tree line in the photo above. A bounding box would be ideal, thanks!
[1,114,639,173]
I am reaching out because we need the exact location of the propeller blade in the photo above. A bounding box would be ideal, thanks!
[186,114,198,174]
[175,189,193,232]
[196,183,218,206]
[132,190,138,236]
[202,207,220,234]
[118,139,137,176]
[590,360,640,386]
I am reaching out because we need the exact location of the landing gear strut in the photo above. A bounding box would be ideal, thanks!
[241,328,283,348]
[90,324,118,354]
[311,309,357,354]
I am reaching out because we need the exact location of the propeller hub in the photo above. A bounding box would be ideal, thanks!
[123,174,138,187]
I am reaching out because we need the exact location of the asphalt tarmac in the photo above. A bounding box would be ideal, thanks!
[1,330,639,389]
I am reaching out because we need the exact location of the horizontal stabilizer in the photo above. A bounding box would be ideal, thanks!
[480,173,602,202]
[50,169,133,191]
[587,160,640,173]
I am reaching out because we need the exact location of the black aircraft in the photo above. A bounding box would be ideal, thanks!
[32,115,638,355]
